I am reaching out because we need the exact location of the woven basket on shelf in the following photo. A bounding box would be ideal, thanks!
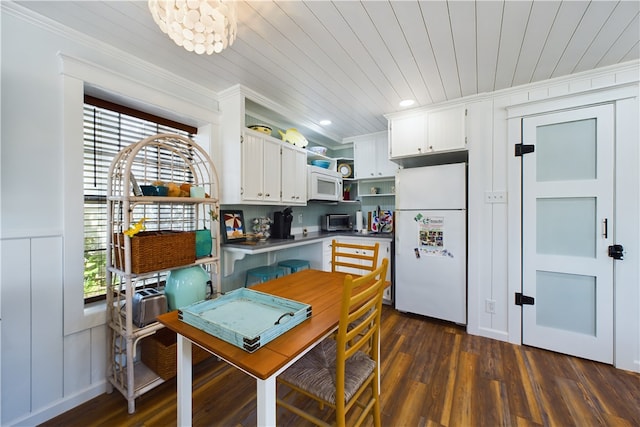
[141,327,212,380]
[113,230,196,274]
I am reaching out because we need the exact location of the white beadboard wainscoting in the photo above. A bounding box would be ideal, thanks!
[1,235,106,426]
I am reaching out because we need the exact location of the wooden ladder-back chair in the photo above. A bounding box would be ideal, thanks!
[277,258,389,427]
[331,239,379,274]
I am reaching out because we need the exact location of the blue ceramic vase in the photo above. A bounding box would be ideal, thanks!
[165,265,210,310]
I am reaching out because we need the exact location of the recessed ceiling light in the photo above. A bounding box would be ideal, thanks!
[319,120,332,126]
[399,99,415,107]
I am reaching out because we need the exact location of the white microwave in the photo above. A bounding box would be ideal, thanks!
[307,165,343,201]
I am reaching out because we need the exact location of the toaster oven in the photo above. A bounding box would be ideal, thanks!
[322,214,352,231]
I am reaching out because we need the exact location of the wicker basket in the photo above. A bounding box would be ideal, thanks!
[113,231,196,274]
[141,327,212,380]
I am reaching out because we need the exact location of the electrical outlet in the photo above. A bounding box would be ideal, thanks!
[485,299,496,314]
[484,191,507,204]
[298,213,303,224]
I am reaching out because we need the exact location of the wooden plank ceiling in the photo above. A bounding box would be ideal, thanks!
[13,1,640,146]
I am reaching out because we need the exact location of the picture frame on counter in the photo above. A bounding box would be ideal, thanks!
[221,210,246,243]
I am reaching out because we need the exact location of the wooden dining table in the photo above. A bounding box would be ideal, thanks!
[157,269,350,427]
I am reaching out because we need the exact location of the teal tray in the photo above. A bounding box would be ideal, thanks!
[178,288,312,352]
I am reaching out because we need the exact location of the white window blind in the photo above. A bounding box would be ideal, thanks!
[83,96,195,301]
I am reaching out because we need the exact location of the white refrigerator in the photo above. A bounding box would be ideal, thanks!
[394,163,467,324]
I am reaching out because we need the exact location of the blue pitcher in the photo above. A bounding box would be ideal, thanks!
[165,265,211,310]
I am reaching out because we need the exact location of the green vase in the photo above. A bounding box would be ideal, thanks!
[195,229,212,258]
[165,266,210,310]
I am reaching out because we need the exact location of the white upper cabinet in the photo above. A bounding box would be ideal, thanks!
[281,142,307,205]
[263,138,282,203]
[388,104,466,159]
[219,86,308,206]
[426,105,467,152]
[389,112,428,158]
[352,131,399,179]
[242,131,281,203]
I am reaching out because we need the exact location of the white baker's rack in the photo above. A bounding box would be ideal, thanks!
[105,133,220,413]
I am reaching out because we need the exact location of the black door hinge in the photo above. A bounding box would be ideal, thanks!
[515,144,535,156]
[515,292,535,306]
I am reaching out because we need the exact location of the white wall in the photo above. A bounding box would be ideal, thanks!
[1,3,638,426]
[465,67,640,372]
[406,64,639,371]
[1,4,219,425]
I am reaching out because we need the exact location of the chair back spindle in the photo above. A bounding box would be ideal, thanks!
[331,239,379,275]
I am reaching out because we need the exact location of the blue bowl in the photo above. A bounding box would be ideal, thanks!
[140,185,157,196]
[140,185,168,196]
[155,185,169,196]
[311,159,331,169]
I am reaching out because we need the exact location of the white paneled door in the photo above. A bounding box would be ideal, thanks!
[521,105,614,364]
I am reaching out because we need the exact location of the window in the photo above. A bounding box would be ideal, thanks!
[83,96,196,303]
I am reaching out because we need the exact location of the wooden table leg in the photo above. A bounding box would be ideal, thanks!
[177,335,193,427]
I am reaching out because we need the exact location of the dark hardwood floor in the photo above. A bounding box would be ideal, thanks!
[40,306,640,426]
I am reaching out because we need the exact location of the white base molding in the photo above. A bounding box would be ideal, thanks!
[6,381,106,427]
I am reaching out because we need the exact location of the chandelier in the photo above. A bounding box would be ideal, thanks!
[148,0,237,55]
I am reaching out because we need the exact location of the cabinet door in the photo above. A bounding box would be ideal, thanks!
[376,239,392,283]
[375,239,392,302]
[389,112,427,158]
[374,132,398,177]
[242,133,281,202]
[294,148,307,203]
[426,105,466,152]
[262,138,281,203]
[354,132,397,179]
[354,138,377,179]
[281,144,307,205]
[241,132,265,201]
[322,239,333,272]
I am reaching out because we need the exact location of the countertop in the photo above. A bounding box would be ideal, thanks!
[220,230,392,275]
[221,230,393,251]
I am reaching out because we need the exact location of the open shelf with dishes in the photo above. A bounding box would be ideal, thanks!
[358,177,395,198]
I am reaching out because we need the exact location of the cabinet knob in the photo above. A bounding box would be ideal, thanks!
[265,193,270,197]
[258,192,263,196]
[429,145,434,151]
[417,147,422,153]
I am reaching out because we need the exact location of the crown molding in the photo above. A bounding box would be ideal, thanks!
[2,1,219,115]
[385,60,640,120]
